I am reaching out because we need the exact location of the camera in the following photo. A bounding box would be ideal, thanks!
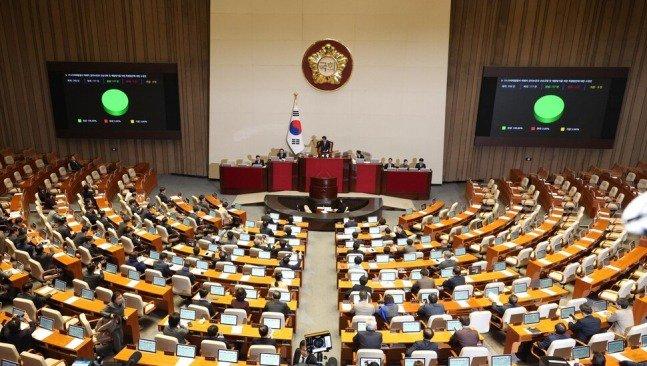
[304,331,332,354]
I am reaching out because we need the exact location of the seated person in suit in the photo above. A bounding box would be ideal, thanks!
[352,322,382,350]
[537,323,570,350]
[348,241,364,255]
[263,290,291,316]
[153,252,173,277]
[352,290,376,316]
[346,275,372,299]
[441,267,465,294]
[279,253,302,271]
[293,339,318,365]
[176,265,196,284]
[417,293,445,320]
[316,136,333,157]
[230,287,250,311]
[349,255,363,269]
[33,245,55,271]
[68,155,83,172]
[0,313,36,352]
[377,294,399,323]
[277,148,287,160]
[383,158,396,169]
[438,251,457,269]
[491,294,519,317]
[251,325,277,347]
[205,324,230,348]
[252,155,265,167]
[449,316,480,350]
[406,328,438,356]
[568,303,601,343]
[413,268,435,290]
[158,186,170,204]
[356,150,365,159]
[16,282,49,309]
[193,288,217,317]
[94,311,123,358]
[403,239,416,253]
[162,312,189,344]
[83,263,104,289]
[126,254,146,273]
[105,292,126,318]
[415,158,426,170]
[400,159,410,169]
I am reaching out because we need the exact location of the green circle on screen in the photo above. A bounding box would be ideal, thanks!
[533,95,564,124]
[101,89,129,116]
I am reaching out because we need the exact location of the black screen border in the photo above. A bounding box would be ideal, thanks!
[47,61,181,140]
[474,66,629,149]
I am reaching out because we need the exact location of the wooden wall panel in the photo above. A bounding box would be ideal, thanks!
[0,0,209,176]
[444,0,647,181]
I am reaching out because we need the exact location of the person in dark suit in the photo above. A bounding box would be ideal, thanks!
[33,245,54,270]
[17,282,49,309]
[569,303,602,342]
[193,288,217,317]
[316,136,333,157]
[348,241,364,255]
[126,255,146,273]
[346,275,373,298]
[352,322,382,350]
[68,155,83,172]
[356,150,365,159]
[293,339,318,365]
[0,314,36,351]
[57,223,72,239]
[158,187,171,204]
[230,287,250,311]
[260,221,273,235]
[73,226,92,247]
[538,323,570,349]
[263,290,291,316]
[401,159,410,169]
[441,267,465,293]
[279,254,302,271]
[491,294,519,317]
[415,158,427,170]
[406,328,438,356]
[344,218,358,228]
[153,252,173,277]
[205,324,229,348]
[83,263,104,289]
[438,251,457,269]
[383,158,396,169]
[176,266,196,284]
[251,325,277,347]
[277,149,288,160]
[417,293,446,320]
[252,155,265,167]
[162,312,189,344]
[449,316,480,350]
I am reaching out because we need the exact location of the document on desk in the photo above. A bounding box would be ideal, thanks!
[175,358,194,366]
[230,325,243,335]
[53,252,66,258]
[379,281,394,288]
[541,289,557,296]
[401,280,413,288]
[609,353,631,362]
[368,263,378,269]
[537,258,551,265]
[36,286,54,296]
[126,280,140,288]
[219,273,230,279]
[31,328,53,341]
[581,276,593,283]
[64,295,80,304]
[340,303,352,312]
[240,275,250,282]
[65,337,84,350]
[515,292,530,298]
[98,243,112,250]
[501,270,515,277]
[457,300,470,308]
[607,265,621,272]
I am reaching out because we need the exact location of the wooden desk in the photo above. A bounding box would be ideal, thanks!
[201,269,301,289]
[486,207,565,268]
[337,253,477,272]
[0,261,29,288]
[398,200,445,229]
[45,289,140,343]
[0,312,94,360]
[504,310,612,353]
[525,218,609,280]
[634,296,647,324]
[115,348,251,366]
[335,240,442,257]
[572,242,647,298]
[172,244,298,269]
[453,206,522,248]
[205,195,247,223]
[423,205,482,238]
[103,272,174,313]
[207,293,298,312]
[171,197,223,229]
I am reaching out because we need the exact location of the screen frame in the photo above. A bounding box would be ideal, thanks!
[46,61,181,140]
[474,66,629,148]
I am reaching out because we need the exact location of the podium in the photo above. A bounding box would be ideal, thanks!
[268,160,298,191]
[351,162,382,194]
[299,157,350,192]
[381,169,432,200]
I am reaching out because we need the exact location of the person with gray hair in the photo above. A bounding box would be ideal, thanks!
[352,321,382,350]
[438,250,457,269]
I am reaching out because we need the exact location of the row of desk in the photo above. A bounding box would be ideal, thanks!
[219,158,432,199]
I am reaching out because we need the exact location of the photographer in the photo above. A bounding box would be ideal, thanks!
[293,339,318,365]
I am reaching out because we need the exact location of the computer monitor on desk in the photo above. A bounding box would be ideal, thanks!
[176,344,196,359]
[491,355,512,366]
[138,339,156,353]
[448,357,470,366]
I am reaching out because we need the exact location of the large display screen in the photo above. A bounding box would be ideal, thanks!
[474,67,628,148]
[47,62,180,139]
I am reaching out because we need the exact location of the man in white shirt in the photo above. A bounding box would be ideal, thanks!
[608,298,634,335]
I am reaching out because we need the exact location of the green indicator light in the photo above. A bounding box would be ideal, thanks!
[101,89,129,117]
[533,95,564,124]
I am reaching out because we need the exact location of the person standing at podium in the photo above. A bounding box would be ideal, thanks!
[277,148,287,160]
[316,136,333,157]
[383,158,396,169]
[415,158,426,169]
[252,155,265,166]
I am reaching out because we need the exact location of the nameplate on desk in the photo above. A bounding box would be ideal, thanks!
[65,337,84,350]
[64,295,80,304]
[32,328,53,341]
